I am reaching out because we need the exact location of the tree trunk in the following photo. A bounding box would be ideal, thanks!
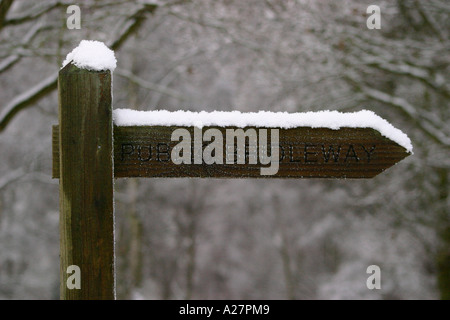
[436,167,450,299]
[273,195,296,299]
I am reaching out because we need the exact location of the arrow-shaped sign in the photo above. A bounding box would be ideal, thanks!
[53,109,412,179]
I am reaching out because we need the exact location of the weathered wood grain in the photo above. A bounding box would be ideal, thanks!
[53,125,410,179]
[58,63,115,300]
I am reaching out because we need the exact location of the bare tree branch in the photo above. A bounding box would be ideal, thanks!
[0,21,50,74]
[0,0,14,30]
[2,1,65,26]
[116,68,186,102]
[0,167,24,191]
[345,74,450,148]
[361,57,450,99]
[0,2,161,133]
[0,74,57,132]
[414,0,447,41]
[108,3,158,50]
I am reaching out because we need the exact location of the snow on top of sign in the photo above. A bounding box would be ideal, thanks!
[113,109,413,153]
[62,40,116,71]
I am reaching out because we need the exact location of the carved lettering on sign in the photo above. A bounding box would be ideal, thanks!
[52,125,410,179]
[120,142,377,164]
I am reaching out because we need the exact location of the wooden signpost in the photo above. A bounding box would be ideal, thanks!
[57,64,115,300]
[53,62,411,299]
[53,125,409,179]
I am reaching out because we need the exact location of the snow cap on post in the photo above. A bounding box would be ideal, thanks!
[58,40,115,299]
[62,40,117,72]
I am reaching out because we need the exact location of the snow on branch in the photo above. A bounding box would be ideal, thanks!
[115,68,187,101]
[107,2,159,50]
[0,0,14,29]
[361,57,450,98]
[0,2,163,133]
[0,168,25,191]
[0,21,49,74]
[0,74,57,132]
[351,80,450,148]
[2,1,66,27]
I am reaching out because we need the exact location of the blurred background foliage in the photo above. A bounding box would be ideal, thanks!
[0,0,448,299]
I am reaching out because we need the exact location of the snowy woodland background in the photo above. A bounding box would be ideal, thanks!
[0,0,449,299]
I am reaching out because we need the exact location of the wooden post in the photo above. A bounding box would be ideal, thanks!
[58,63,115,299]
